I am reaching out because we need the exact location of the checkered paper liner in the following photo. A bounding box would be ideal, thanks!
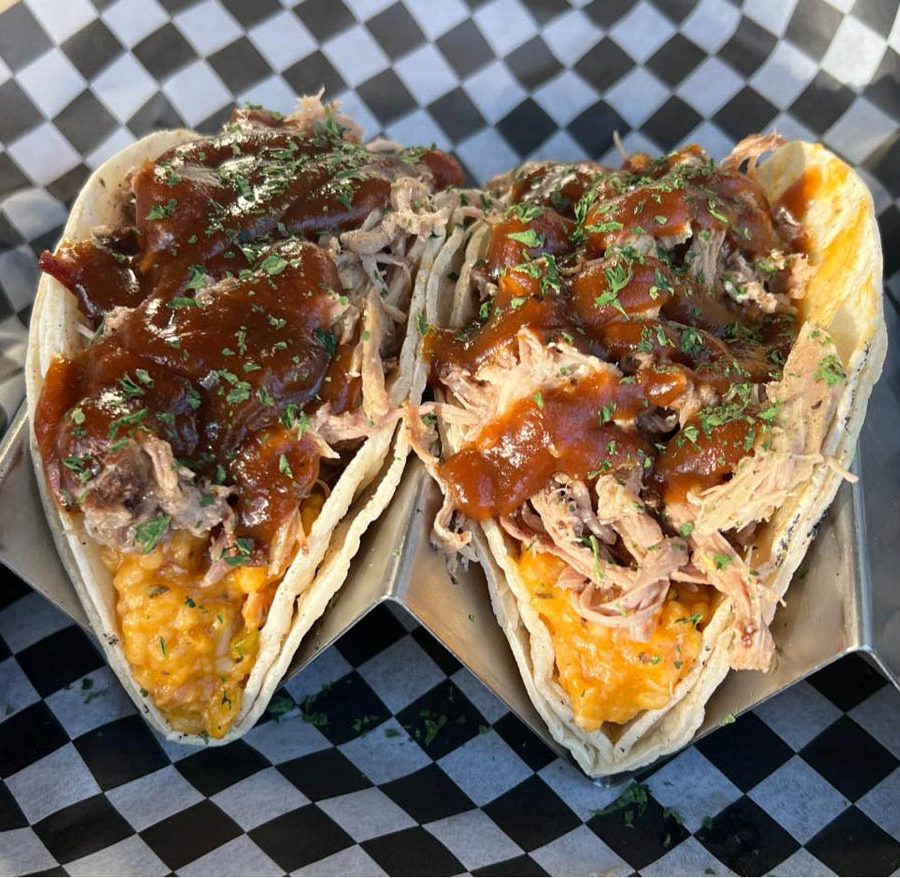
[0,0,898,874]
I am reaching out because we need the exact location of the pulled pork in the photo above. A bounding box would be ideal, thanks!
[82,436,233,550]
[411,132,849,679]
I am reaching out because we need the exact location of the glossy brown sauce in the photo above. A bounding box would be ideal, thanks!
[427,146,800,519]
[35,107,463,553]
[38,234,146,325]
[652,418,753,505]
[442,367,684,518]
[776,166,822,224]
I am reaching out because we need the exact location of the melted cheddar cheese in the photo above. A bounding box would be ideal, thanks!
[102,491,326,738]
[518,547,715,729]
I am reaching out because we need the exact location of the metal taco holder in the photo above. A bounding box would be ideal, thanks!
[1,307,897,782]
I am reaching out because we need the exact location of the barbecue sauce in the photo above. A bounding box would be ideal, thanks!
[426,145,801,517]
[35,107,463,553]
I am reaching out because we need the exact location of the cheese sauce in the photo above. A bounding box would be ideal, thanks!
[519,548,714,728]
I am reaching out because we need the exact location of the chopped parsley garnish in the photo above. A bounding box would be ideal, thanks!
[585,534,604,582]
[226,382,251,405]
[679,523,694,537]
[134,514,171,553]
[260,254,288,276]
[185,265,206,292]
[533,392,544,409]
[505,202,544,222]
[507,229,544,248]
[160,163,181,187]
[222,537,254,567]
[145,198,177,220]
[281,404,310,437]
[62,454,93,484]
[648,268,673,299]
[278,454,293,479]
[509,297,527,310]
[714,553,733,570]
[757,402,781,423]
[594,782,649,829]
[571,189,598,243]
[313,328,337,357]
[706,198,729,224]
[598,402,616,424]
[680,327,705,355]
[604,261,632,297]
[416,312,429,337]
[118,373,145,399]
[511,259,540,279]
[169,296,201,309]
[538,253,562,294]
[267,694,295,720]
[71,407,85,425]
[585,220,624,234]
[107,408,147,438]
[594,287,628,316]
[815,354,845,386]
[257,386,275,407]
[217,371,251,405]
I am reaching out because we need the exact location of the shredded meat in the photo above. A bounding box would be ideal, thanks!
[81,435,232,552]
[436,328,616,447]
[287,92,362,142]
[688,323,843,534]
[722,251,792,314]
[685,227,725,287]
[692,528,774,670]
[404,403,476,562]
[634,406,679,443]
[721,132,786,174]
[509,473,689,640]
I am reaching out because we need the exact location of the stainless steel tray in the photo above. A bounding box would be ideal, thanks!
[2,308,898,778]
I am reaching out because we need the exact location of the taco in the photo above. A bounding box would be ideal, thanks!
[26,96,465,743]
[409,135,885,774]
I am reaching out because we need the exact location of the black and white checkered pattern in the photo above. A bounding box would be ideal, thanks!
[1,0,899,873]
[2,571,900,875]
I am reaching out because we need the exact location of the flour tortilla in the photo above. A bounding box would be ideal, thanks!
[428,141,886,775]
[26,128,451,744]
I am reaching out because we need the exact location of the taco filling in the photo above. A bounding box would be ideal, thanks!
[413,136,848,731]
[33,102,463,737]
